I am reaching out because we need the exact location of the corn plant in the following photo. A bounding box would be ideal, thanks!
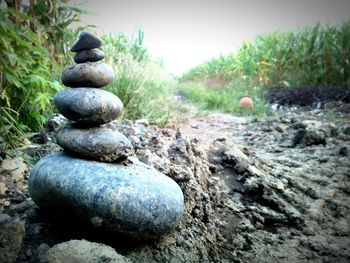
[181,21,350,89]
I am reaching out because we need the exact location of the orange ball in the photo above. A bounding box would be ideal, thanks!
[239,97,254,108]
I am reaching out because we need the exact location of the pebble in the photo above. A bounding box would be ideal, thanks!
[61,62,114,88]
[74,49,105,63]
[70,31,102,52]
[37,243,51,260]
[304,129,326,146]
[338,146,348,156]
[29,152,184,239]
[343,126,350,135]
[54,88,123,125]
[0,213,11,224]
[56,124,133,162]
[135,118,149,126]
[0,182,7,196]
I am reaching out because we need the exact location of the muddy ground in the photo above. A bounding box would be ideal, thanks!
[1,89,350,262]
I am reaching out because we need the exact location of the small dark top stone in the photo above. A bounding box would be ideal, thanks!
[74,49,105,64]
[70,31,102,52]
[61,62,114,88]
[54,88,123,125]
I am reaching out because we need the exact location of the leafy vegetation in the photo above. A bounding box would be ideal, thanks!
[0,1,84,149]
[103,32,177,125]
[180,22,350,115]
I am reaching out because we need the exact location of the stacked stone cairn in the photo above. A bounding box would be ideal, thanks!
[29,32,184,240]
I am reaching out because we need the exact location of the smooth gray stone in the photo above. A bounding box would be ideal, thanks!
[54,88,123,125]
[56,124,133,162]
[29,153,184,239]
[70,31,102,52]
[61,62,114,88]
[74,49,105,64]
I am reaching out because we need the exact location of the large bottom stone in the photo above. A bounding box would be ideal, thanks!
[29,153,184,239]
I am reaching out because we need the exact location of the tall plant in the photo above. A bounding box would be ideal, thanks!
[0,1,86,149]
[182,22,350,89]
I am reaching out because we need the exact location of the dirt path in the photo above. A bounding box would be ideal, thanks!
[181,104,350,262]
[178,112,247,147]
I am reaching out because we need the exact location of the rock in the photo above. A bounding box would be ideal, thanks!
[0,213,11,224]
[54,88,123,125]
[135,118,149,126]
[56,124,133,162]
[43,239,132,263]
[74,49,105,63]
[0,217,26,263]
[45,114,69,133]
[9,198,35,214]
[37,243,51,261]
[70,31,102,52]
[29,153,184,239]
[0,182,7,196]
[343,125,350,135]
[61,62,114,88]
[222,146,250,171]
[303,129,326,146]
[292,129,306,146]
[292,122,307,129]
[1,157,28,180]
[338,146,348,156]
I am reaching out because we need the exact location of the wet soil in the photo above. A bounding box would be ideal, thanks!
[1,88,350,262]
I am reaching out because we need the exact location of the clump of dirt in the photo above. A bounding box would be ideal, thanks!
[1,101,350,262]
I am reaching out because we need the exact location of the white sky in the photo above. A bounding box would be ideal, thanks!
[73,0,350,76]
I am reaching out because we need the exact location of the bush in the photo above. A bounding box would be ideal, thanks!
[0,8,63,148]
[0,1,85,149]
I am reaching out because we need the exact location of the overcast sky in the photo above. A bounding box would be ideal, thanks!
[73,0,350,75]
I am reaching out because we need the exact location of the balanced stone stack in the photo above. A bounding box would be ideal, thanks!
[29,32,184,240]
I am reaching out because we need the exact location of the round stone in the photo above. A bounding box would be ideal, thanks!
[61,62,114,88]
[54,88,122,125]
[74,49,105,64]
[56,124,133,162]
[29,153,184,239]
[70,31,102,52]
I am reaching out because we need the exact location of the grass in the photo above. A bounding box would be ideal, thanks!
[178,80,270,117]
[179,21,350,116]
[182,22,350,89]
[103,33,178,125]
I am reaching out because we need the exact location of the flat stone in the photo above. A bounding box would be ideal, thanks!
[70,31,102,52]
[29,153,184,239]
[54,88,123,125]
[61,62,114,88]
[56,124,133,162]
[74,49,105,63]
